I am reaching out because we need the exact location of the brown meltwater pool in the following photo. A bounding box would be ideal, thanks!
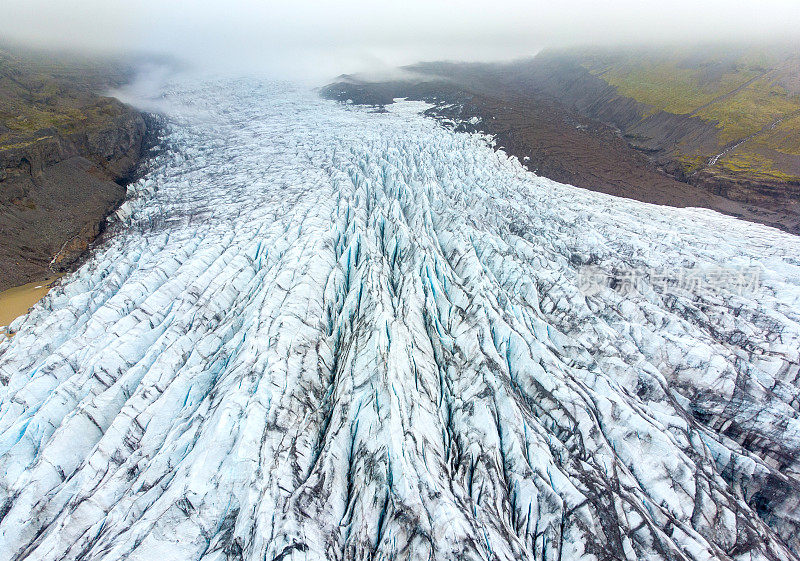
[0,276,62,337]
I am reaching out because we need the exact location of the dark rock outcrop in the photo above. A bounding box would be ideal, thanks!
[322,50,800,235]
[0,51,147,291]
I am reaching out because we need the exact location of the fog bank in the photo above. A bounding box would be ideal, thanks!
[3,0,800,81]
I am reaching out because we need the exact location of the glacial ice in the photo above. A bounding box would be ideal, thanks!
[1,78,799,561]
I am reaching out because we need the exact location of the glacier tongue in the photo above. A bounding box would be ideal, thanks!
[1,79,800,561]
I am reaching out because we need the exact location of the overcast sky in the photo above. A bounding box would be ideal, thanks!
[3,0,800,81]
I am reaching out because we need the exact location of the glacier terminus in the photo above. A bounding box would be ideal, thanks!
[1,79,799,561]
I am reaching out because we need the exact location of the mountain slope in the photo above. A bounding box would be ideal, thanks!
[0,47,146,291]
[322,46,800,234]
[466,47,800,209]
[0,80,799,561]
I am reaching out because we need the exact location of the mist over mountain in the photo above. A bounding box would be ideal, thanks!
[3,0,800,80]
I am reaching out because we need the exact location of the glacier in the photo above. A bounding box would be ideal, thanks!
[1,79,800,561]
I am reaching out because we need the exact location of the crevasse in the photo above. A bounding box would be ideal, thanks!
[0,79,799,561]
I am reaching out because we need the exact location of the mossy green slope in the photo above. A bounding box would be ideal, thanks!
[0,48,133,154]
[579,46,800,184]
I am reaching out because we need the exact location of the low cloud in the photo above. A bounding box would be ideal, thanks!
[3,0,800,82]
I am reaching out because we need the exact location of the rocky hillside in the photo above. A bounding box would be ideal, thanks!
[0,48,146,291]
[508,47,800,208]
[323,45,800,234]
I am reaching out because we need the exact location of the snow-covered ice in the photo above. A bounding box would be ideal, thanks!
[1,79,799,561]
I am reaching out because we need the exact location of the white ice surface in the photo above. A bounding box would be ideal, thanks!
[1,79,799,561]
